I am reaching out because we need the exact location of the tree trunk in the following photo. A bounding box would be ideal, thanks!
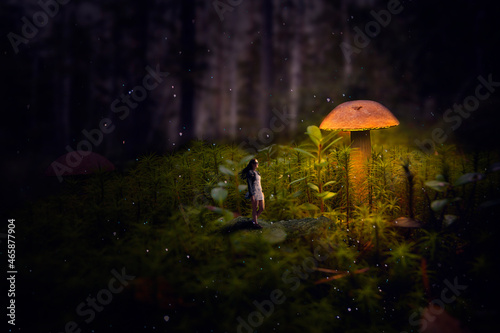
[289,0,304,136]
[341,0,352,86]
[227,9,241,139]
[258,0,274,129]
[57,7,73,146]
[179,0,196,145]
[193,0,213,140]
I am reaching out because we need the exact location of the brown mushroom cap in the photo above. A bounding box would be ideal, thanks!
[319,100,399,131]
[392,217,424,228]
[45,151,115,176]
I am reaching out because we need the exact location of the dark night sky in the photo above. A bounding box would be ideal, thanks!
[1,0,500,214]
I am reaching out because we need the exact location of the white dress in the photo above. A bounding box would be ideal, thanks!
[253,172,265,201]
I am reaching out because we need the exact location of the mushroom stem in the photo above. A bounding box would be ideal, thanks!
[350,130,371,161]
[350,131,371,204]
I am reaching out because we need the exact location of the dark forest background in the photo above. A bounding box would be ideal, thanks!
[1,0,500,215]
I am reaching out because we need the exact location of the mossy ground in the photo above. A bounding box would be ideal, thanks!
[15,137,500,332]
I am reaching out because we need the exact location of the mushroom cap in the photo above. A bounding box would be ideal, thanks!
[392,217,424,228]
[320,100,399,131]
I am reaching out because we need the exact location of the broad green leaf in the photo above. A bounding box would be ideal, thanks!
[299,203,320,211]
[436,174,446,181]
[308,135,320,148]
[315,191,337,200]
[431,197,460,212]
[293,148,316,159]
[307,125,322,139]
[258,144,276,154]
[323,136,343,152]
[306,125,322,147]
[454,172,484,186]
[238,184,247,192]
[289,176,309,186]
[323,192,337,200]
[443,214,458,227]
[307,183,320,192]
[315,161,329,168]
[211,187,228,203]
[222,210,234,222]
[431,198,450,212]
[217,181,228,187]
[219,165,234,176]
[425,180,449,192]
[323,180,336,187]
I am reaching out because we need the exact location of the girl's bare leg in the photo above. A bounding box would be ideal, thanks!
[256,200,265,219]
[251,197,258,222]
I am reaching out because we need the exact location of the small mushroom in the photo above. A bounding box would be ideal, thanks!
[420,304,468,333]
[319,100,399,162]
[392,217,423,228]
[46,151,115,179]
[392,217,424,239]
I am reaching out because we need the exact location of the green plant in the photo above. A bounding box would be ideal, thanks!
[293,125,341,213]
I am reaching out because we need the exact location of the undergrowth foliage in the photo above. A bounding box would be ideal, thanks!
[17,134,500,332]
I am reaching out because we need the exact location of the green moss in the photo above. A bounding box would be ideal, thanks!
[16,139,499,332]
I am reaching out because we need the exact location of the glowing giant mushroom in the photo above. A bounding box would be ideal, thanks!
[320,100,399,161]
[320,100,399,203]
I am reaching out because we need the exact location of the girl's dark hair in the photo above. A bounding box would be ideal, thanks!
[239,158,257,180]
